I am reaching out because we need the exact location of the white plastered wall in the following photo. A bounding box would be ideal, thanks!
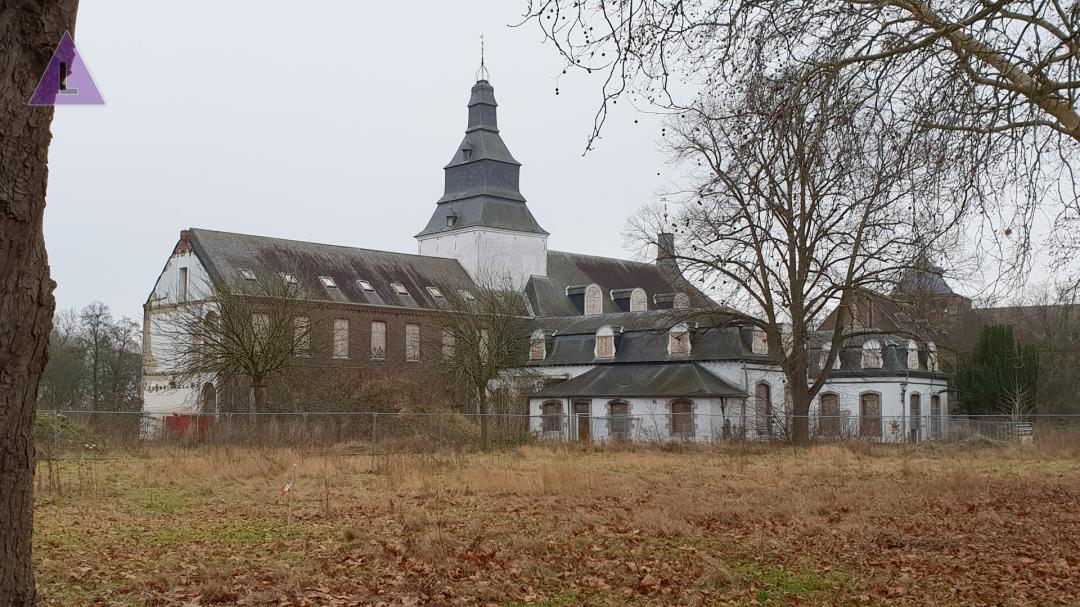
[417,226,548,289]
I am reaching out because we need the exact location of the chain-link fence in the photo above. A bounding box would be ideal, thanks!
[31,409,1080,459]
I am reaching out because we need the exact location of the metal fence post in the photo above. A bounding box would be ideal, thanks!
[437,412,444,451]
[371,412,378,461]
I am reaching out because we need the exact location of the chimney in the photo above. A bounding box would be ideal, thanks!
[172,229,193,256]
[656,232,678,277]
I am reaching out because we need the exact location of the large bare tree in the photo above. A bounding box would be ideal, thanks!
[1,3,79,604]
[434,277,535,450]
[154,276,323,415]
[627,68,967,442]
[523,0,1080,281]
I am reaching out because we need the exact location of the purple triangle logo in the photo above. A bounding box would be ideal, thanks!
[28,32,104,106]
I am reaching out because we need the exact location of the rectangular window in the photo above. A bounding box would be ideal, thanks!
[542,401,563,433]
[239,268,257,281]
[294,316,310,356]
[320,276,338,288]
[279,272,298,285]
[427,286,444,298]
[405,323,421,362]
[251,313,270,341]
[391,282,410,296]
[609,401,630,438]
[356,279,374,291]
[457,289,475,301]
[442,328,455,357]
[370,321,386,360]
[178,267,189,301]
[332,318,349,359]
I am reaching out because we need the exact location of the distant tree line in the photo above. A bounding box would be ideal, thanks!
[37,302,142,411]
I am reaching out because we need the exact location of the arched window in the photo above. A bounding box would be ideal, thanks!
[541,400,563,433]
[861,339,883,369]
[818,392,840,437]
[673,292,691,309]
[909,393,922,442]
[670,399,694,438]
[930,394,942,439]
[629,288,648,312]
[927,342,938,371]
[584,284,603,315]
[755,382,773,437]
[199,382,216,415]
[859,392,882,438]
[529,329,546,361]
[608,400,630,438]
[594,325,616,359]
[667,323,691,355]
[906,340,919,369]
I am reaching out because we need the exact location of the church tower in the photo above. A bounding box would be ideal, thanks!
[416,73,548,288]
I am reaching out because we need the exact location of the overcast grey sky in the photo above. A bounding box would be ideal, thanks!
[46,1,672,321]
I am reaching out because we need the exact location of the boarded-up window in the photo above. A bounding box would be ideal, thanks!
[671,399,694,438]
[861,340,883,369]
[755,382,773,437]
[584,284,603,315]
[859,392,882,438]
[752,329,768,355]
[370,321,386,360]
[594,325,615,359]
[629,288,647,312]
[609,400,630,438]
[405,323,421,362]
[668,323,691,355]
[442,328,455,358]
[542,401,563,432]
[930,394,942,439]
[909,393,922,441]
[818,393,840,437]
[332,319,349,359]
[529,330,545,360]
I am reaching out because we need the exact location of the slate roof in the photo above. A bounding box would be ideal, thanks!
[525,251,718,317]
[893,255,954,295]
[809,331,948,379]
[525,311,772,366]
[417,79,546,237]
[186,228,480,310]
[535,362,745,398]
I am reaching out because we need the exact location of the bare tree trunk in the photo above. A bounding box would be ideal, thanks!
[787,366,812,445]
[477,387,489,451]
[1,4,78,605]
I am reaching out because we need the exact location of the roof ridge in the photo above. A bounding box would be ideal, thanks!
[548,249,653,266]
[188,228,460,263]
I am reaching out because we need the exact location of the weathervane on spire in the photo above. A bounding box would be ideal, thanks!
[476,34,491,81]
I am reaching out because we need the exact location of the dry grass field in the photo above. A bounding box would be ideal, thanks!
[33,442,1080,606]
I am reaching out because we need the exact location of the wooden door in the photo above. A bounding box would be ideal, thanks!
[574,401,591,442]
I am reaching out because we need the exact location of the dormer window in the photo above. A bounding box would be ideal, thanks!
[460,143,473,160]
[446,214,458,227]
[391,282,410,296]
[529,329,546,361]
[906,340,919,369]
[668,323,691,355]
[239,268,256,281]
[629,288,647,312]
[927,342,938,372]
[594,325,616,359]
[319,276,337,288]
[584,284,603,315]
[673,293,691,309]
[279,272,298,285]
[820,345,841,370]
[861,339,883,369]
[427,286,444,298]
[751,329,768,355]
[356,279,374,291]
